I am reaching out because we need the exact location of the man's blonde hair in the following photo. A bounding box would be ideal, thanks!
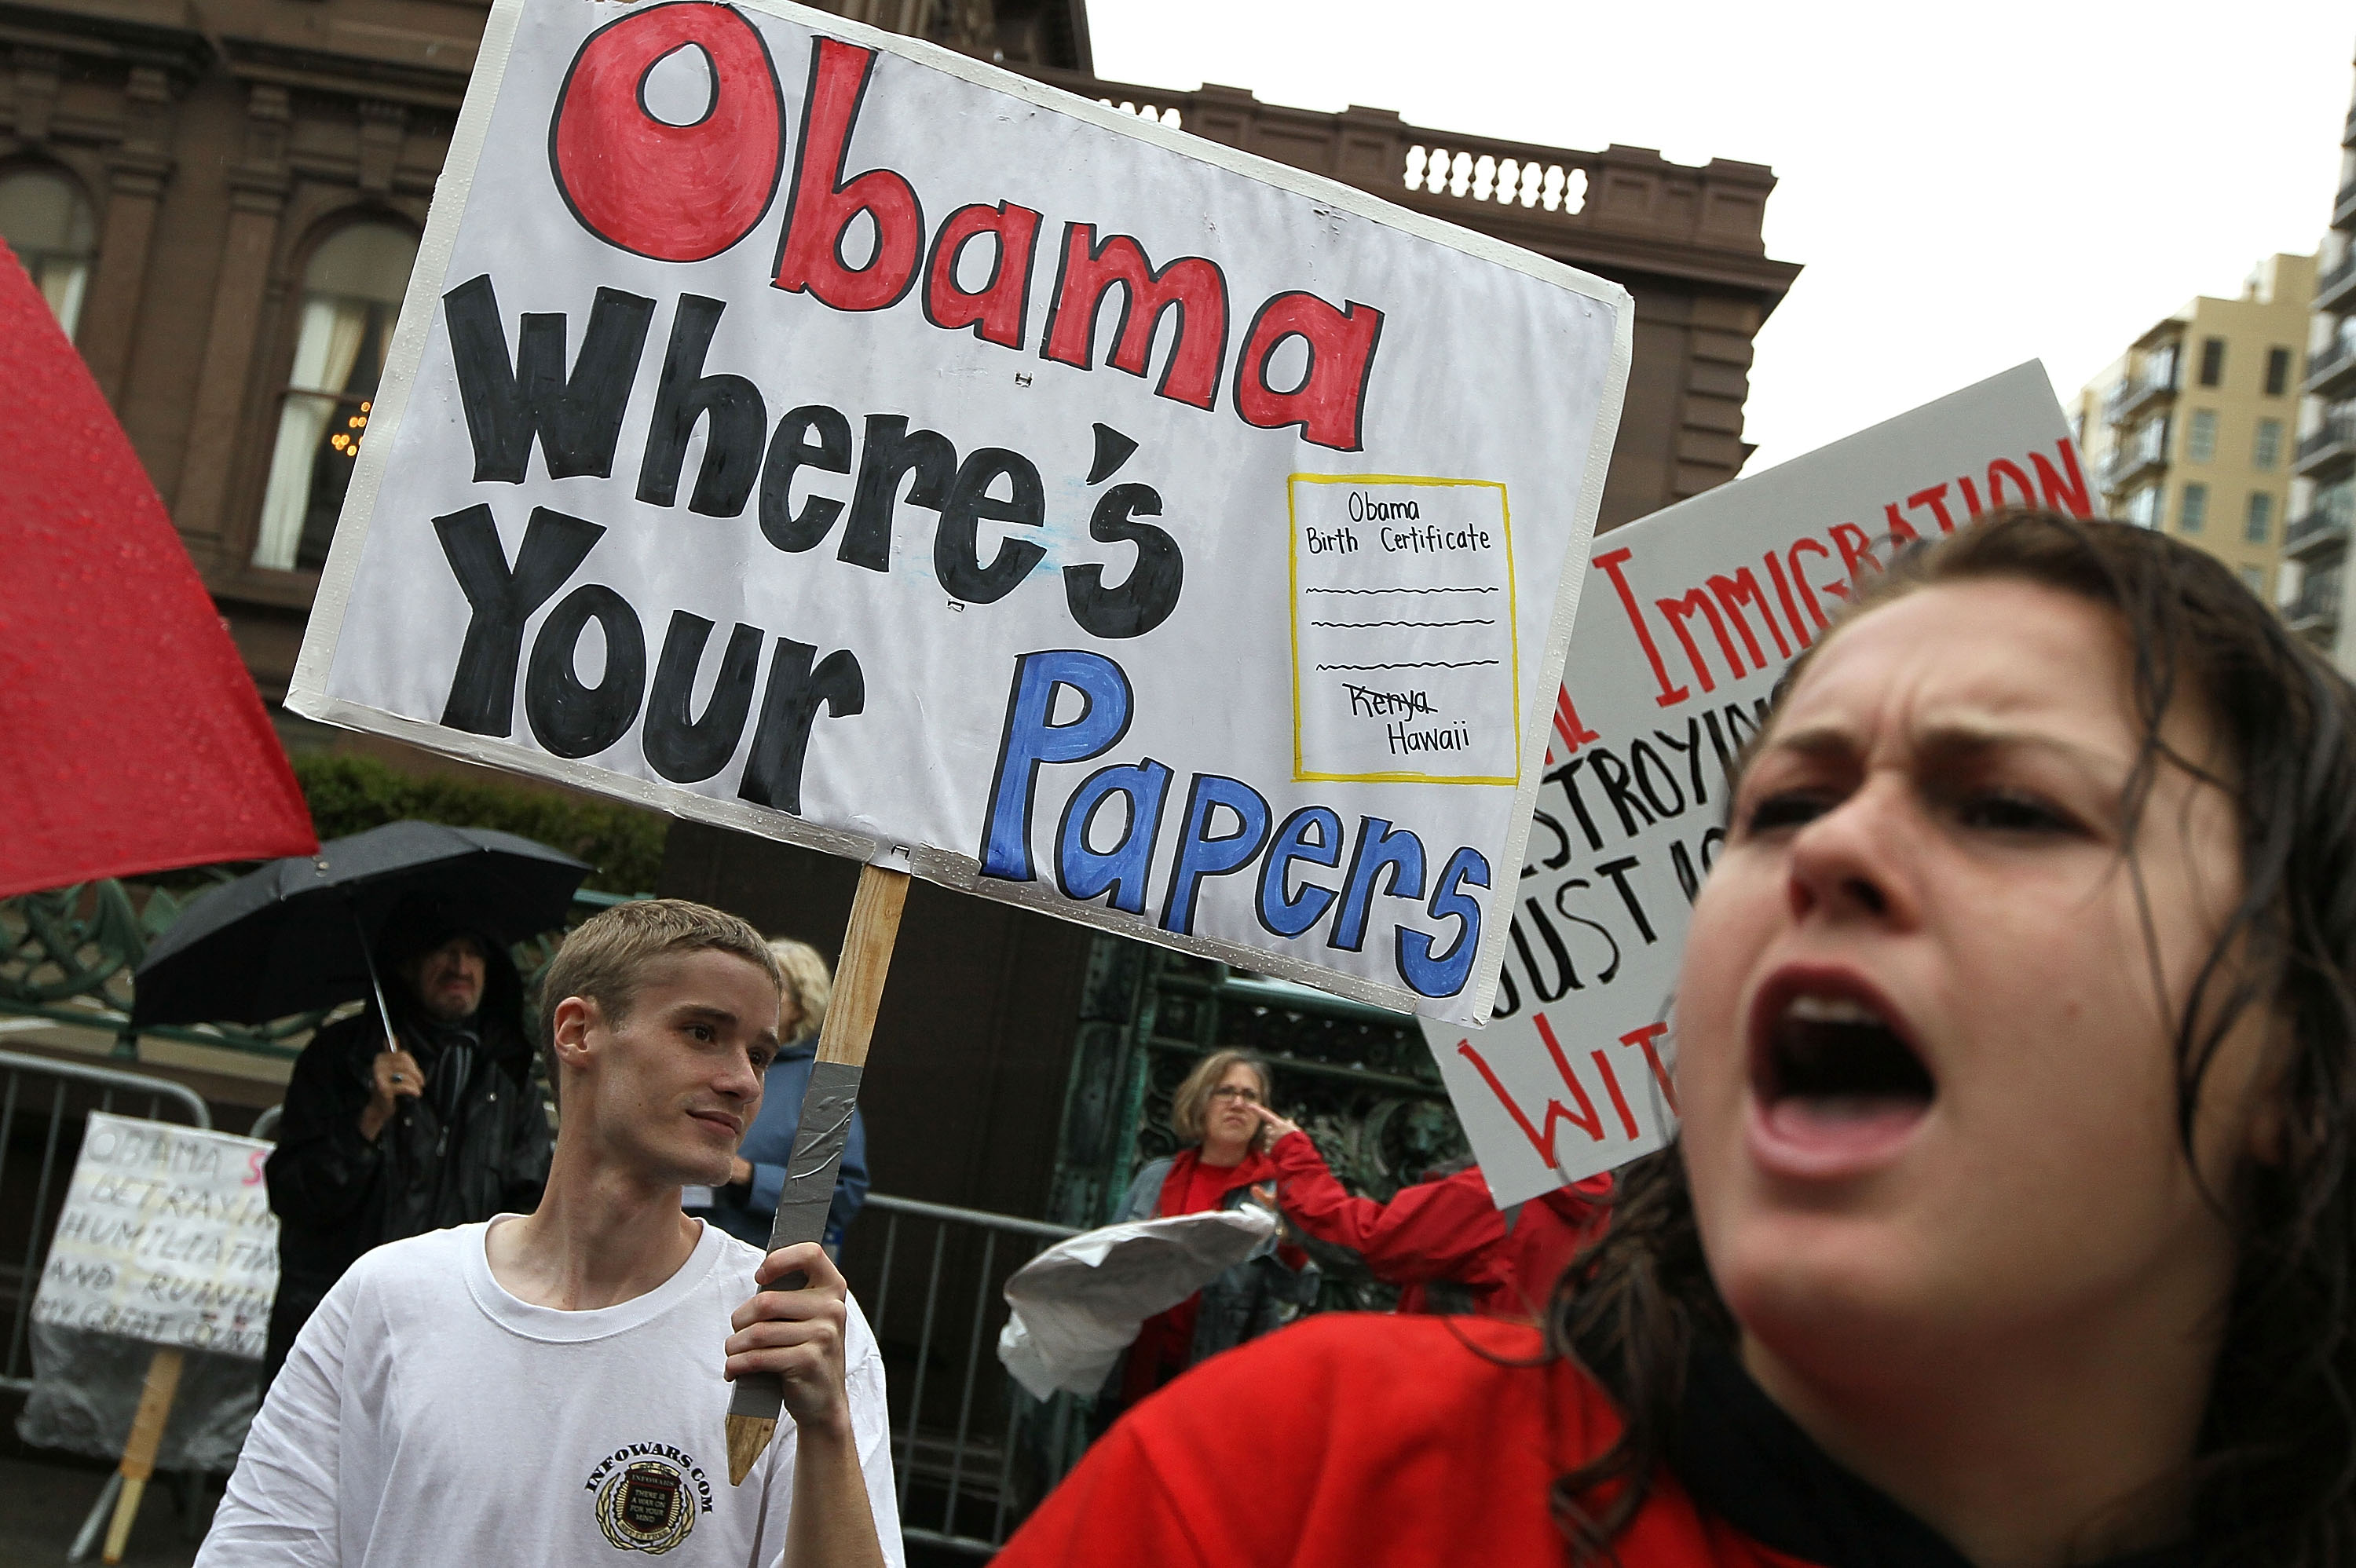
[766,938,833,1045]
[1169,1050,1272,1145]
[538,899,783,1094]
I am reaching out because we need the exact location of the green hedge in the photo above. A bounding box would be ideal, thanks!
[293,754,668,894]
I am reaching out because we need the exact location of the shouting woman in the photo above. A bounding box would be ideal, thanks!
[1000,511,2356,1567]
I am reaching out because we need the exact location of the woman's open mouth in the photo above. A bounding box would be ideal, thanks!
[1747,970,1935,1179]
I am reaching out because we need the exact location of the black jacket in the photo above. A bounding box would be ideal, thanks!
[262,944,551,1374]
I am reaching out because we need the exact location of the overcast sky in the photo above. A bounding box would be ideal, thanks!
[1088,1,2356,475]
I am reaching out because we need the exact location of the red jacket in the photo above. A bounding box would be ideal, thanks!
[1001,1316,2208,1568]
[996,1314,1816,1568]
[1266,1131,1610,1318]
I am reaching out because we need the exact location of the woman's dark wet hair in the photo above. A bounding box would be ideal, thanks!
[1549,510,2356,1566]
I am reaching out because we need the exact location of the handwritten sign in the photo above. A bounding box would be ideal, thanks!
[32,1113,279,1359]
[287,0,1630,1028]
[1287,477,1520,784]
[1427,363,2090,1204]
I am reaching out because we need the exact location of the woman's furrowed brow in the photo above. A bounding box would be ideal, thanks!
[1764,715,2125,775]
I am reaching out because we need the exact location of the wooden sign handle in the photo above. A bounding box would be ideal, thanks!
[725,862,909,1486]
[102,1347,183,1564]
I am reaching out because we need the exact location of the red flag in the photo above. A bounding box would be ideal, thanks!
[0,242,317,896]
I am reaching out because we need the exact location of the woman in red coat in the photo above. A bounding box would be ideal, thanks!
[1000,512,2356,1566]
[1099,1049,1315,1416]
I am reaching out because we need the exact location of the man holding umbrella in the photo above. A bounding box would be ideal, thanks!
[263,896,554,1376]
[131,821,592,1379]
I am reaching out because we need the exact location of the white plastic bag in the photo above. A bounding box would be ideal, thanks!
[997,1207,1279,1400]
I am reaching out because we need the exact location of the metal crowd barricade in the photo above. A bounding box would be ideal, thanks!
[0,1049,212,1396]
[851,1193,1088,1556]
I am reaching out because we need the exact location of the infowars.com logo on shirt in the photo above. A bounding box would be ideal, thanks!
[584,1441,715,1553]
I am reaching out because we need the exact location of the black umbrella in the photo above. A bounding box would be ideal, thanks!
[130,821,591,1030]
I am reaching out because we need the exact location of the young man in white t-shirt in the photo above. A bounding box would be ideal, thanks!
[199,899,901,1568]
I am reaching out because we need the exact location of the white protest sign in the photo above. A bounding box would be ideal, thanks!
[1428,363,2091,1204]
[31,1113,279,1359]
[289,0,1630,1028]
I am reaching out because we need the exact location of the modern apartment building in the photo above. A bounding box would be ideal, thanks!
[2073,252,2314,610]
[2288,46,2356,658]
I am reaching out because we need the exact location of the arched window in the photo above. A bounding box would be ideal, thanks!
[253,221,418,572]
[0,166,96,338]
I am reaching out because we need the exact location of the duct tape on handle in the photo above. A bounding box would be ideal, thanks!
[725,1061,864,1424]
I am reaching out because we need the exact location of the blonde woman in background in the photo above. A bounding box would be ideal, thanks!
[686,936,870,1252]
[1093,1050,1317,1427]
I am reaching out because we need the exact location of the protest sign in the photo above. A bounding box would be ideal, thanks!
[287,0,1630,1028]
[1428,363,2091,1206]
[32,1113,279,1358]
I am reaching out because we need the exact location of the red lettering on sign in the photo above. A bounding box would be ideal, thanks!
[548,2,784,263]
[922,202,1042,349]
[1455,1012,1608,1171]
[1906,483,1957,535]
[1986,458,2037,511]
[1762,548,1813,649]
[773,38,924,313]
[1619,1021,1677,1113]
[1788,536,1838,616]
[2029,439,2092,517]
[1593,546,1690,708]
[1830,521,1880,587]
[1708,567,1787,663]
[1552,689,1600,758]
[1233,292,1385,451]
[1041,225,1228,409]
[1591,1049,1638,1140]
[1656,587,1740,693]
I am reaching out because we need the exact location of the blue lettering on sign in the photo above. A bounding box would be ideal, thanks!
[980,649,1134,883]
[979,653,1488,999]
[1161,774,1272,936]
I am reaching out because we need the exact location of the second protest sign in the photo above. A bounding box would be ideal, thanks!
[1431,362,2094,1204]
[292,0,1631,1027]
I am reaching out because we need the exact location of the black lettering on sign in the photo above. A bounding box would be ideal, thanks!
[1582,747,1655,838]
[526,584,648,758]
[1653,717,1709,810]
[444,275,653,483]
[757,404,854,553]
[936,448,1045,603]
[1594,855,1655,945]
[739,641,866,814]
[1509,899,1580,1005]
[843,415,954,572]
[636,294,768,516]
[437,504,605,736]
[1547,758,1606,853]
[1626,736,1685,819]
[1064,482,1180,638]
[642,611,763,782]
